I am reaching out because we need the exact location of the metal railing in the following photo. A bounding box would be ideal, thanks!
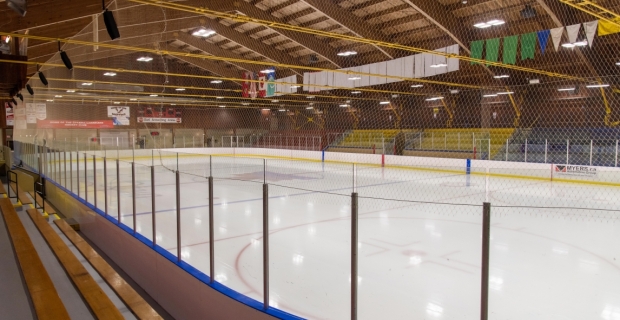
[248,135,322,151]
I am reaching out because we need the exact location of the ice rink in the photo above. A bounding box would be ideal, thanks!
[47,152,620,320]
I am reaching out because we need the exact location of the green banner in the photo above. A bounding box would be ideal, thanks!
[503,35,518,65]
[470,40,484,65]
[485,38,500,65]
[521,32,537,61]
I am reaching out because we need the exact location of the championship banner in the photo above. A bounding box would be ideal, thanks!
[266,69,276,97]
[137,117,182,123]
[249,72,258,99]
[107,106,130,125]
[37,120,115,129]
[137,106,181,123]
[5,102,14,126]
[553,165,597,177]
[242,72,250,98]
[258,73,267,98]
[26,103,36,123]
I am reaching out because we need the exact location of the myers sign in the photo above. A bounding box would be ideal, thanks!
[554,165,597,177]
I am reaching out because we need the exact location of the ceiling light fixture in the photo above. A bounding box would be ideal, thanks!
[271,100,279,103]
[54,95,63,98]
[348,76,361,80]
[136,56,153,62]
[242,103,250,106]
[337,51,357,57]
[306,106,314,109]
[113,101,121,104]
[411,84,423,88]
[103,72,116,76]
[278,109,286,112]
[291,85,300,88]
[493,75,509,79]
[66,90,75,93]
[425,96,444,101]
[586,84,609,88]
[430,63,448,68]
[616,62,620,66]
[130,98,138,101]
[149,94,158,97]
[351,91,361,94]
[307,96,315,99]
[474,19,505,28]
[483,94,498,97]
[562,40,588,48]
[175,88,186,91]
[557,87,576,91]
[219,105,226,108]
[82,82,93,86]
[46,99,54,102]
[192,28,216,37]
[379,101,390,105]
[216,96,224,99]
[210,80,223,84]
[339,104,349,107]
[261,69,275,74]
[497,91,513,95]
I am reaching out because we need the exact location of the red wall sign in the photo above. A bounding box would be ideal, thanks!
[37,120,115,129]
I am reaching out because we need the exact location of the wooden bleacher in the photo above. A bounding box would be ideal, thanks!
[26,208,125,319]
[0,198,70,320]
[9,182,32,205]
[55,219,164,320]
[28,191,57,215]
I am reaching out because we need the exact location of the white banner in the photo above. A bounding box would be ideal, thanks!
[26,103,36,123]
[137,117,182,123]
[554,165,597,177]
[36,103,46,120]
[107,106,130,125]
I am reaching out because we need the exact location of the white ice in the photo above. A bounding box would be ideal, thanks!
[52,153,620,320]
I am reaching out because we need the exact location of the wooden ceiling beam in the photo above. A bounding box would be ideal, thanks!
[360,4,410,21]
[267,0,300,14]
[301,0,397,59]
[297,16,331,28]
[202,0,345,68]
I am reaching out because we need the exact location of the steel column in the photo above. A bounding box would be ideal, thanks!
[481,202,491,320]
[176,170,181,262]
[351,192,359,320]
[263,182,269,310]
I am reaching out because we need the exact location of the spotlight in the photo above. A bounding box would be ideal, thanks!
[102,0,120,40]
[58,42,73,70]
[38,71,48,86]
[26,84,33,95]
[6,0,27,17]
[16,93,23,101]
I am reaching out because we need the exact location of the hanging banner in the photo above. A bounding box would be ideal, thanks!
[241,72,250,98]
[26,103,36,123]
[36,103,46,120]
[257,73,267,97]
[537,30,551,54]
[5,102,14,126]
[107,106,130,125]
[249,72,257,99]
[554,165,597,177]
[137,106,181,123]
[37,120,115,129]
[566,24,581,44]
[583,20,598,47]
[550,27,564,52]
[265,68,276,97]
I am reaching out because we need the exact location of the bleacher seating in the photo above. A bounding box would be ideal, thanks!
[406,128,515,159]
[251,130,343,150]
[503,128,620,166]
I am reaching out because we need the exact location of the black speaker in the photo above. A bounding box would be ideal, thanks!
[11,98,17,106]
[103,9,120,40]
[16,93,23,101]
[26,84,33,95]
[60,51,73,70]
[38,72,48,86]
